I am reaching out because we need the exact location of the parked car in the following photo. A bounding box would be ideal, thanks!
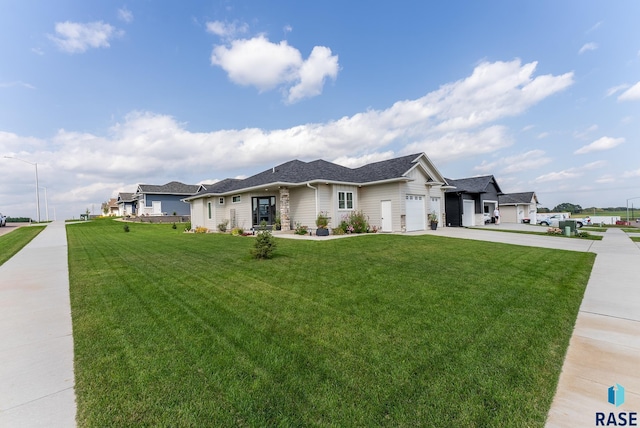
[537,214,586,228]
[0,213,6,227]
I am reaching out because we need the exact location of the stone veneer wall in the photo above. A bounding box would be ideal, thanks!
[279,187,291,231]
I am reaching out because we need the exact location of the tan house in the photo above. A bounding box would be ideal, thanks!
[184,153,450,233]
[498,192,539,224]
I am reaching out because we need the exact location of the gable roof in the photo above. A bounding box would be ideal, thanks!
[117,192,135,203]
[499,192,538,205]
[136,181,200,195]
[187,153,448,200]
[444,175,503,194]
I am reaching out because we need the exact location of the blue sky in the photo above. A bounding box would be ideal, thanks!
[1,1,639,220]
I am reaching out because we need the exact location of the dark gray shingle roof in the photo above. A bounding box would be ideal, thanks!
[192,153,429,198]
[117,192,135,202]
[499,192,537,205]
[445,175,502,194]
[137,181,200,195]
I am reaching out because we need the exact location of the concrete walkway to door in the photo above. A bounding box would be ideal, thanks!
[0,221,76,427]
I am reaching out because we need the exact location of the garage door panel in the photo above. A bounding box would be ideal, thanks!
[406,195,425,231]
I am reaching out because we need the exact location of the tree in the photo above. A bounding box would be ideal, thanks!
[251,221,277,259]
[552,202,583,213]
[101,201,109,215]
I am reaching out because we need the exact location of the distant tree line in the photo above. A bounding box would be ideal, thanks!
[538,203,630,213]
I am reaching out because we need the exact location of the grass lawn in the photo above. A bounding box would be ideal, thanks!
[0,226,45,266]
[68,219,595,427]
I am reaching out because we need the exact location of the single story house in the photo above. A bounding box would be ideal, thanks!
[444,175,503,227]
[185,153,450,233]
[106,198,119,216]
[498,192,539,224]
[116,192,137,217]
[134,181,200,216]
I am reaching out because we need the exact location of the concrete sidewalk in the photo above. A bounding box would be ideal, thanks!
[546,228,640,426]
[0,221,76,427]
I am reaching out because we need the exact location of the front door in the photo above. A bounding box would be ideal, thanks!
[381,200,392,232]
[252,196,276,226]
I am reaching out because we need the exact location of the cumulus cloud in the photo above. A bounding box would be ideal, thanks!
[579,42,598,54]
[574,136,625,154]
[209,31,339,102]
[618,81,640,101]
[49,21,124,53]
[1,59,573,218]
[623,169,640,178]
[474,150,552,174]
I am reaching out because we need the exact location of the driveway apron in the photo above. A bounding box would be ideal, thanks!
[0,221,76,427]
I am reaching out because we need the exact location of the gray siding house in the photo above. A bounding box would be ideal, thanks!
[498,192,539,224]
[185,153,450,233]
[134,181,200,216]
[116,192,137,217]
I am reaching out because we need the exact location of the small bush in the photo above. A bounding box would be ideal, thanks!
[231,227,244,236]
[252,221,277,259]
[546,227,563,235]
[123,224,130,233]
[217,219,229,233]
[185,222,192,231]
[172,223,177,229]
[194,226,209,234]
[294,223,309,235]
[576,231,591,238]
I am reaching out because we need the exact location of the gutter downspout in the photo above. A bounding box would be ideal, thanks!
[307,182,318,219]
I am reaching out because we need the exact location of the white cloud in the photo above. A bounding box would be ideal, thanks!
[595,175,615,184]
[118,7,134,23]
[474,150,551,174]
[0,81,36,90]
[606,84,629,97]
[574,136,625,154]
[536,161,606,182]
[49,21,124,54]
[579,43,598,54]
[206,20,248,39]
[210,35,339,102]
[332,151,395,168]
[623,169,640,178]
[618,81,640,101]
[0,59,574,218]
[573,124,598,140]
[537,132,549,139]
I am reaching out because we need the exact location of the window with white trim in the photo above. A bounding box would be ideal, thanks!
[338,191,354,210]
[232,195,241,203]
[218,197,225,205]
[208,202,212,219]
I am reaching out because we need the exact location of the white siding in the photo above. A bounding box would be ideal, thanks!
[190,199,206,229]
[289,186,316,229]
[333,184,359,227]
[359,183,402,232]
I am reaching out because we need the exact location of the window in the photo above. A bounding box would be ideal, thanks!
[338,191,354,210]
[232,195,241,203]
[218,197,225,205]
[207,202,212,219]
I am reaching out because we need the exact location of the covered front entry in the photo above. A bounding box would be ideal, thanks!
[252,196,276,227]
[405,194,425,231]
[462,200,475,227]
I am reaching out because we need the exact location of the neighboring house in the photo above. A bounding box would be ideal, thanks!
[117,192,137,217]
[107,198,119,216]
[498,192,539,224]
[185,153,450,233]
[444,175,503,227]
[134,181,200,216]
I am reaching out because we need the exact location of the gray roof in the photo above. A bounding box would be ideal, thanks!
[499,192,538,205]
[137,181,200,195]
[191,153,436,198]
[444,175,503,194]
[117,192,135,203]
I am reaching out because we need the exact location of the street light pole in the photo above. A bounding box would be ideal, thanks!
[40,186,49,222]
[627,197,640,225]
[3,156,41,222]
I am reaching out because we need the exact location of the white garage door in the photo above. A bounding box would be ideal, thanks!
[406,195,425,231]
[462,200,475,227]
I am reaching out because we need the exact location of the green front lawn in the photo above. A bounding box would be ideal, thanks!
[68,219,595,427]
[0,226,45,266]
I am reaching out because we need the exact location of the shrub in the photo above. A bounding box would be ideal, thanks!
[316,211,329,229]
[184,222,192,232]
[294,223,309,235]
[342,210,369,234]
[217,219,229,233]
[194,226,209,234]
[332,227,345,235]
[252,221,277,259]
[123,224,130,233]
[231,227,244,236]
[576,231,591,238]
[546,227,563,235]
[172,223,177,229]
